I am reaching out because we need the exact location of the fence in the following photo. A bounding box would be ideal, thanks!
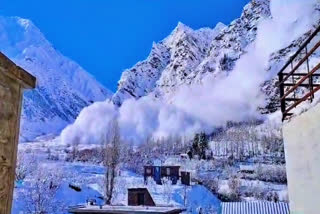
[278,25,320,120]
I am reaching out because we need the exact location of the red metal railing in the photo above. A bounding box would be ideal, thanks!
[278,25,320,121]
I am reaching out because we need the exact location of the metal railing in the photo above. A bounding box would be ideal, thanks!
[278,25,320,121]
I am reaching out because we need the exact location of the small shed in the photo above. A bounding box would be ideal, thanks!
[128,188,155,206]
[144,165,180,185]
[180,171,191,186]
[221,202,290,214]
[180,154,189,159]
[239,165,255,174]
[161,166,180,184]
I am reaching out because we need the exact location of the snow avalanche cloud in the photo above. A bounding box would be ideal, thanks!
[61,0,319,145]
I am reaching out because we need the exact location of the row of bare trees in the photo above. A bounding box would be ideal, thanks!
[210,124,284,161]
[65,120,285,205]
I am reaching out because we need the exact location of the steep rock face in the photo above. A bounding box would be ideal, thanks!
[0,16,112,141]
[194,0,271,81]
[112,42,170,105]
[156,23,224,94]
[113,0,320,118]
[112,0,271,104]
[112,22,226,105]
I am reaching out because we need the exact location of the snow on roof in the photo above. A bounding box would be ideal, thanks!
[239,165,256,172]
[69,205,185,214]
[221,202,290,214]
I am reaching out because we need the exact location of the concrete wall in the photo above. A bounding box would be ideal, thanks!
[283,104,320,214]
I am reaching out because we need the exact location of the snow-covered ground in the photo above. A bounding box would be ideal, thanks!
[13,139,220,214]
[13,159,105,213]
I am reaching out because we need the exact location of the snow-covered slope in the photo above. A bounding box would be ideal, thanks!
[61,0,320,146]
[0,16,112,141]
[113,0,320,118]
[112,0,271,105]
[112,22,227,105]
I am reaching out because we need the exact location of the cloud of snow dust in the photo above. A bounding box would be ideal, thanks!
[61,101,118,144]
[61,0,319,145]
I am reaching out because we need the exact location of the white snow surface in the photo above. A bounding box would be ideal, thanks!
[13,140,220,214]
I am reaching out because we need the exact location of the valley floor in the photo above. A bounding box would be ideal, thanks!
[13,120,288,214]
[13,138,220,214]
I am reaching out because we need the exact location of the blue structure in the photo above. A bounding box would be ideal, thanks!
[144,165,180,185]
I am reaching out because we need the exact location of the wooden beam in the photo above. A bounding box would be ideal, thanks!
[0,52,36,89]
[0,53,36,214]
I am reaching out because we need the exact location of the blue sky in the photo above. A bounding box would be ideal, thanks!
[1,0,249,91]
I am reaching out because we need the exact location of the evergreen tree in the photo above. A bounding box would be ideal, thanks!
[199,132,208,159]
[192,133,200,158]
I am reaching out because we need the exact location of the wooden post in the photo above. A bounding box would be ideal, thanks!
[0,52,36,214]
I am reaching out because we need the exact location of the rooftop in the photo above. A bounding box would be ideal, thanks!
[0,52,36,89]
[69,205,185,214]
[221,202,290,214]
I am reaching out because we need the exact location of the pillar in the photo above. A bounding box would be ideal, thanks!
[0,52,36,214]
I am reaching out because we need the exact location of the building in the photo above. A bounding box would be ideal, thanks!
[221,202,290,214]
[69,205,185,214]
[277,25,320,214]
[144,165,180,185]
[0,52,36,214]
[128,188,156,206]
[180,171,191,186]
[69,188,185,214]
[239,165,255,174]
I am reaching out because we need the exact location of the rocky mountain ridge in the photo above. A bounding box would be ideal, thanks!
[113,0,320,117]
[112,0,271,105]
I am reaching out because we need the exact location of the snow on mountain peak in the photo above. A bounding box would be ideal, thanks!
[175,21,192,32]
[0,16,113,141]
[17,18,31,29]
[214,22,226,31]
[62,0,320,146]
[113,20,231,105]
[112,0,271,105]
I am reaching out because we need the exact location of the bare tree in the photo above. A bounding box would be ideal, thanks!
[21,165,65,214]
[162,177,173,205]
[182,184,189,207]
[227,175,241,201]
[103,119,121,205]
[71,136,80,161]
[15,151,37,182]
[15,151,28,182]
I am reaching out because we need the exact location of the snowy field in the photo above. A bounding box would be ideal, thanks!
[13,138,221,214]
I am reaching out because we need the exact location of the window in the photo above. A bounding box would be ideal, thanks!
[166,167,171,175]
[146,168,152,174]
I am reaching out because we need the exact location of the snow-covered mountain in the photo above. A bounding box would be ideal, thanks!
[0,16,112,141]
[112,0,320,116]
[60,0,320,146]
[112,0,271,105]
